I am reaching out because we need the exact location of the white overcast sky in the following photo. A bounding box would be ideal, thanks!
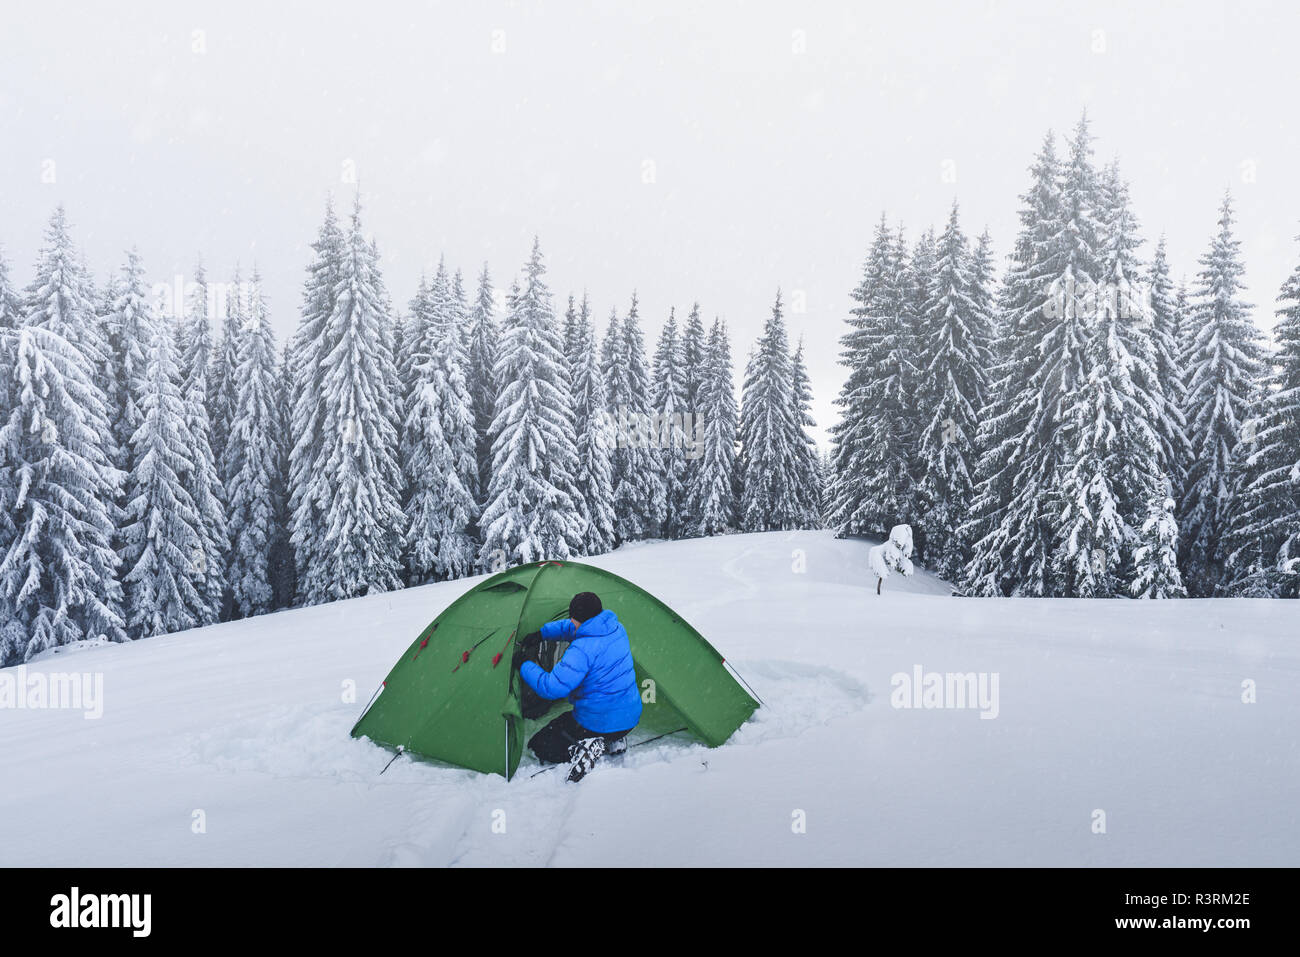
[2,0,1298,444]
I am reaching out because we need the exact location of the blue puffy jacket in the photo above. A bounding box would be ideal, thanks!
[519,609,643,733]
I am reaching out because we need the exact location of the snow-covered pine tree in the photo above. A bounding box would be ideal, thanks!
[1218,385,1275,597]
[321,199,405,599]
[1038,116,1110,596]
[479,238,585,563]
[224,271,281,617]
[566,292,617,554]
[466,263,500,503]
[897,228,929,532]
[290,196,406,603]
[1147,236,1192,488]
[399,274,433,408]
[0,248,25,662]
[0,248,19,330]
[451,266,478,513]
[559,291,592,544]
[1221,236,1300,597]
[269,341,297,609]
[966,120,1097,596]
[1056,158,1167,597]
[964,135,1064,595]
[391,293,407,385]
[287,198,344,603]
[119,299,206,639]
[562,293,581,363]
[816,446,835,522]
[677,303,707,532]
[1171,277,1197,503]
[738,291,806,531]
[1104,165,1182,591]
[88,271,120,459]
[208,266,243,479]
[828,214,896,537]
[651,308,690,538]
[828,217,923,540]
[1131,476,1186,598]
[401,258,479,582]
[1178,192,1266,596]
[689,318,739,535]
[788,338,822,526]
[597,309,624,541]
[691,317,743,535]
[970,229,999,338]
[0,247,19,395]
[451,267,472,327]
[376,243,407,451]
[604,293,661,542]
[0,249,18,374]
[600,306,619,375]
[681,304,707,410]
[105,249,153,477]
[914,202,994,582]
[0,208,126,662]
[451,267,472,360]
[175,263,228,625]
[1172,280,1195,382]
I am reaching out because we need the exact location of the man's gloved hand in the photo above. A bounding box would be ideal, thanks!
[512,632,542,669]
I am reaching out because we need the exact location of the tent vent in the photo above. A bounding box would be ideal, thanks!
[481,581,528,594]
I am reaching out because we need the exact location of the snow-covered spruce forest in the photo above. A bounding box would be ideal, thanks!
[0,194,821,667]
[3,114,1300,667]
[834,116,1300,602]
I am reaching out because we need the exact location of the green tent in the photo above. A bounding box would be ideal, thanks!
[351,560,759,779]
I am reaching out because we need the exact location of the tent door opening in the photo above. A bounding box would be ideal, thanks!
[518,639,569,720]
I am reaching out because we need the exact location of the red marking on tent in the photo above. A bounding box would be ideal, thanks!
[491,631,516,669]
[462,650,471,662]
[412,634,434,661]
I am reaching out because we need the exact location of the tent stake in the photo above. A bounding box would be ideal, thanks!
[379,746,406,775]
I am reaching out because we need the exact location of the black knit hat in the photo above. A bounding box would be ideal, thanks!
[569,592,603,623]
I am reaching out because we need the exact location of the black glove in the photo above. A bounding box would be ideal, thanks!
[513,632,542,669]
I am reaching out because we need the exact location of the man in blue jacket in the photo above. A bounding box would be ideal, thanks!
[515,591,642,780]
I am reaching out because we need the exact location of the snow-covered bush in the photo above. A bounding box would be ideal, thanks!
[869,524,914,592]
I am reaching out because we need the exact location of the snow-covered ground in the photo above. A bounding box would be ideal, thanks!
[1,529,1296,866]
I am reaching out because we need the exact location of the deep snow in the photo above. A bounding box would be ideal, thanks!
[1,529,1296,866]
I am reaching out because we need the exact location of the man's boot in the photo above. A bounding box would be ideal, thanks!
[566,736,607,782]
